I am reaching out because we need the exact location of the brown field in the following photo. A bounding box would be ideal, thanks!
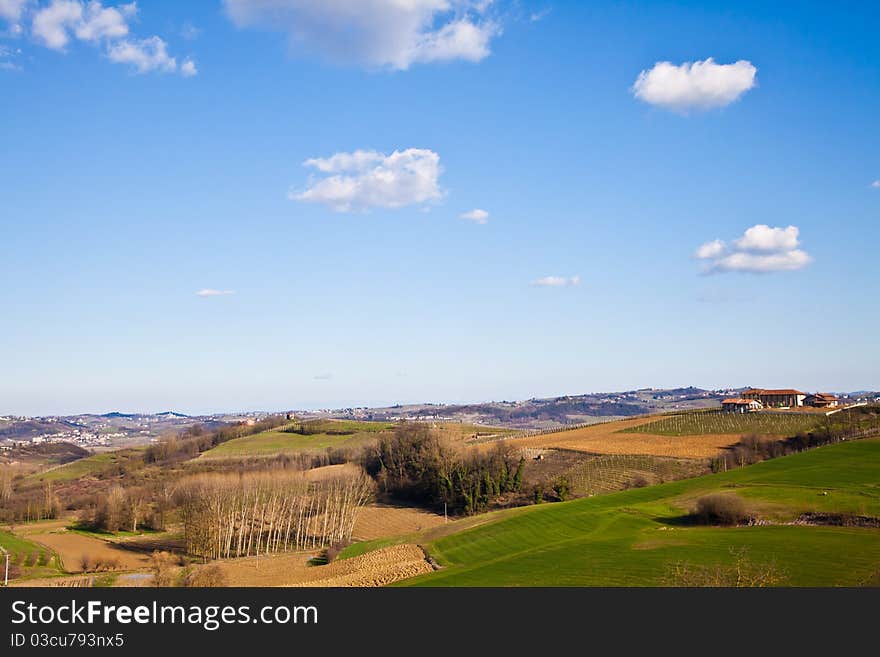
[497,416,747,458]
[217,544,432,587]
[303,463,361,481]
[27,529,151,573]
[353,504,446,540]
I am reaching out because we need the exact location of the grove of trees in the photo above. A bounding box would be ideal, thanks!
[176,469,373,560]
[362,423,526,515]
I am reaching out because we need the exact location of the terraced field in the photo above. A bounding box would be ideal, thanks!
[564,454,709,496]
[624,411,825,437]
[216,544,433,587]
[501,416,741,458]
[392,438,880,586]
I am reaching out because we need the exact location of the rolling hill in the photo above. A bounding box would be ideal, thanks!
[394,437,880,586]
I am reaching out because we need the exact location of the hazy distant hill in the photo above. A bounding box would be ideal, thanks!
[309,386,734,429]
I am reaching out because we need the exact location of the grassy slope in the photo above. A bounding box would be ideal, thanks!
[0,529,62,580]
[202,420,516,458]
[202,420,394,457]
[398,438,880,586]
[25,448,144,483]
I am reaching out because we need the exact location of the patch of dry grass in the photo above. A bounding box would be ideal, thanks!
[499,416,747,458]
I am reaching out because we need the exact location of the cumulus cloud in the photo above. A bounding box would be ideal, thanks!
[632,57,757,112]
[292,148,444,212]
[196,288,235,297]
[107,35,178,72]
[696,224,812,274]
[179,56,197,76]
[222,0,500,70]
[460,208,489,224]
[21,1,194,75]
[531,275,581,287]
[32,0,134,50]
[733,224,799,252]
[0,0,29,32]
[709,250,812,273]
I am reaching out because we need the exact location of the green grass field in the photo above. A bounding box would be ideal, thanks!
[394,438,880,586]
[623,411,825,436]
[202,420,394,458]
[25,448,145,483]
[0,529,62,579]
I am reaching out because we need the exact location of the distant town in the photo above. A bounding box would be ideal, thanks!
[3,386,878,452]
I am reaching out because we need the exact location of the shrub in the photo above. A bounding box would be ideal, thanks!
[324,541,352,563]
[693,494,751,526]
[665,548,785,587]
[79,554,94,572]
[183,565,227,588]
[93,557,122,572]
[553,477,570,501]
[150,551,182,587]
[628,475,650,489]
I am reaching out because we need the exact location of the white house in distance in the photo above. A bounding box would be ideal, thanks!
[721,398,763,413]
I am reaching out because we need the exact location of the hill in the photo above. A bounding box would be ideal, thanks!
[200,419,395,458]
[393,438,880,586]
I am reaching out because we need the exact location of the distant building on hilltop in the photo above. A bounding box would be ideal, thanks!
[722,398,763,413]
[742,388,807,408]
[805,393,839,408]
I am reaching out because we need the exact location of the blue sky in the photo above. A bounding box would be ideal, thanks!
[2,1,878,416]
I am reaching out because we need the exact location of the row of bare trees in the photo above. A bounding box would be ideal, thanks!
[177,469,373,560]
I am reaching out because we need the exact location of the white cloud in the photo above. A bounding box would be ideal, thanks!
[871,180,880,188]
[733,224,799,252]
[196,288,235,297]
[531,275,580,287]
[696,224,812,274]
[32,0,134,50]
[632,57,757,112]
[222,0,500,70]
[180,57,197,76]
[529,8,551,22]
[25,1,193,76]
[32,0,81,48]
[460,208,488,224]
[694,238,725,260]
[292,148,444,212]
[107,36,177,73]
[313,373,333,380]
[710,250,812,273]
[0,0,29,31]
[0,43,22,69]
